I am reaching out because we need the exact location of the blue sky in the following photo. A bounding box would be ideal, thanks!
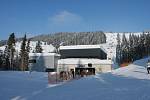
[0,0,150,40]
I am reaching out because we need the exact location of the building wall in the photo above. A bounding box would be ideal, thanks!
[95,64,112,73]
[29,55,55,72]
[58,64,112,73]
[58,64,74,72]
[54,56,60,72]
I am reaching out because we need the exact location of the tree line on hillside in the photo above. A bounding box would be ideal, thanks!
[30,31,106,46]
[0,33,43,71]
[116,32,150,65]
[0,31,106,71]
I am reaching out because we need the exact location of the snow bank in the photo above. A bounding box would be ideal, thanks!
[0,71,61,100]
[112,57,150,79]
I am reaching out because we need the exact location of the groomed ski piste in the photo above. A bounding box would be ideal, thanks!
[1,57,150,100]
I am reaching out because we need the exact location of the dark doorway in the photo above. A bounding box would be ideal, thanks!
[70,69,75,78]
[75,68,95,77]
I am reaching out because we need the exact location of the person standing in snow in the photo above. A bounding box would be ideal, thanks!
[146,60,150,74]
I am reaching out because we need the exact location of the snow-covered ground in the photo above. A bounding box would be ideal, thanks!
[1,57,150,100]
[112,57,150,79]
[0,71,62,100]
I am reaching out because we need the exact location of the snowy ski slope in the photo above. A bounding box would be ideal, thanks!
[0,57,150,100]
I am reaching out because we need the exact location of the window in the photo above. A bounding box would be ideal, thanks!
[88,63,92,67]
[29,59,36,63]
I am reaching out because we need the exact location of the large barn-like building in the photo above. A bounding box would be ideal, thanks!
[58,45,112,75]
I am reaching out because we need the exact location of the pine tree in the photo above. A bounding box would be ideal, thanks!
[3,46,10,70]
[143,33,147,56]
[26,39,30,68]
[20,34,28,71]
[0,51,3,70]
[7,33,16,70]
[121,33,129,63]
[26,39,30,53]
[116,33,121,64]
[132,34,139,60]
[14,50,20,70]
[146,34,150,56]
[35,41,43,53]
[128,34,134,62]
[139,33,145,58]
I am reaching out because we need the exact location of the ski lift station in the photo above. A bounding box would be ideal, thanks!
[58,45,112,74]
[28,44,113,74]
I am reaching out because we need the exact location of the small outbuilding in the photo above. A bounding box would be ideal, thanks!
[28,53,60,72]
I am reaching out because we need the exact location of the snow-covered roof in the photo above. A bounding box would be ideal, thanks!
[59,43,115,59]
[60,45,101,50]
[58,58,112,65]
[60,44,108,55]
[41,44,56,53]
[29,53,60,57]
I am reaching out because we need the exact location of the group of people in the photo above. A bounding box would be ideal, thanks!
[59,70,75,80]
